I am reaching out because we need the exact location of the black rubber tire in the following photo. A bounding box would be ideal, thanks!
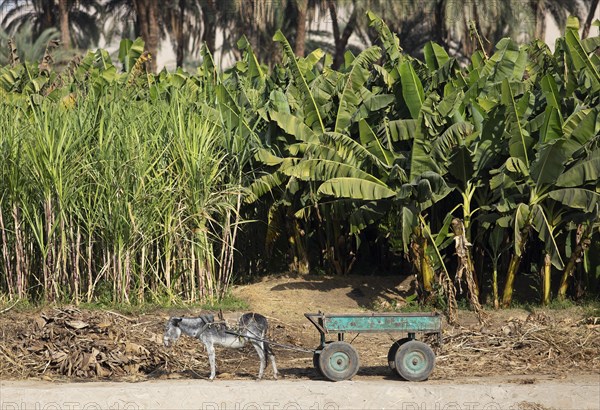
[313,342,333,377]
[394,340,435,382]
[318,341,360,382]
[313,350,323,376]
[387,338,411,371]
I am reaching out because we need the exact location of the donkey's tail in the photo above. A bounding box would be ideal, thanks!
[264,341,275,357]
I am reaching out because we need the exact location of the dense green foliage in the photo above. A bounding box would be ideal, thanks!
[1,15,598,312]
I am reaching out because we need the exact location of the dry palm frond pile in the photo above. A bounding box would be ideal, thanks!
[435,312,600,378]
[0,307,192,380]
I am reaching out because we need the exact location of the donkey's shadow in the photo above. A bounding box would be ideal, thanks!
[147,367,265,380]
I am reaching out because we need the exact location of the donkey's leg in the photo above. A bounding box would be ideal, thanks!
[205,342,217,380]
[266,343,278,380]
[249,340,267,380]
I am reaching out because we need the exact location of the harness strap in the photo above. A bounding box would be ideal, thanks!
[224,330,315,353]
[194,320,228,337]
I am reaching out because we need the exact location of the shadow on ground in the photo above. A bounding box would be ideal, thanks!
[268,274,417,309]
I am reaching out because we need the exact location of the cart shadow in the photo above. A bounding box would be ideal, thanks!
[278,365,401,381]
[149,366,403,381]
[356,365,401,380]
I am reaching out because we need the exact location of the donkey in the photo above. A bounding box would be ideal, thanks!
[163,312,278,380]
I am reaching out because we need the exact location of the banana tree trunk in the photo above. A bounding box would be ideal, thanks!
[451,218,485,323]
[412,225,434,294]
[502,253,521,307]
[421,242,435,293]
[502,225,530,307]
[440,269,458,324]
[287,216,309,274]
[492,260,499,309]
[7,38,19,66]
[558,224,593,300]
[541,252,551,305]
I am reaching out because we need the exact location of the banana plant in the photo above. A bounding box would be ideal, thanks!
[494,114,599,306]
[249,31,400,274]
[494,21,598,305]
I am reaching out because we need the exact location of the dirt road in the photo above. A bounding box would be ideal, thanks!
[2,374,599,410]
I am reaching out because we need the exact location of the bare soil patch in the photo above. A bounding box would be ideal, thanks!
[0,274,598,383]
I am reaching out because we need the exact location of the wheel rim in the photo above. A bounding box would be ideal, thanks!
[402,350,428,375]
[328,351,351,373]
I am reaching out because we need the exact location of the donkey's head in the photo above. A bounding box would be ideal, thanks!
[163,317,182,347]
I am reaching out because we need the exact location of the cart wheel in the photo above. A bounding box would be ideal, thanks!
[394,340,435,381]
[319,341,360,382]
[313,350,323,376]
[387,338,411,371]
[313,342,333,376]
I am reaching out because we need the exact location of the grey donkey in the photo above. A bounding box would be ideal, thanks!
[163,312,278,380]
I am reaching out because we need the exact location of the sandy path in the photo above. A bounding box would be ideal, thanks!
[2,375,599,410]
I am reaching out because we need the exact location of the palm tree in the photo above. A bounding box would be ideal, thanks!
[131,0,160,72]
[163,0,202,67]
[106,0,220,70]
[319,1,469,63]
[327,0,358,68]
[528,0,581,41]
[0,0,102,49]
[58,0,69,47]
[200,0,217,53]
[582,0,600,38]
[105,0,161,72]
[441,0,581,60]
[0,22,63,65]
[294,0,308,56]
[217,0,292,66]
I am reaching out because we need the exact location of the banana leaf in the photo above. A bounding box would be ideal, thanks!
[273,31,325,133]
[399,60,424,119]
[318,177,396,200]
